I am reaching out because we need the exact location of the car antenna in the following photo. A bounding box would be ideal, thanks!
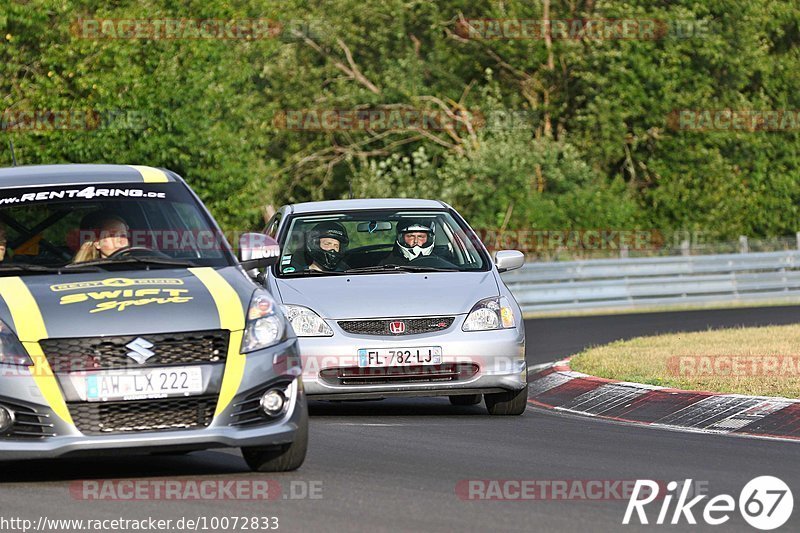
[8,139,17,166]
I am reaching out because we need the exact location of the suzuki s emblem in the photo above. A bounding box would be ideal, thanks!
[389,321,406,334]
[125,338,156,364]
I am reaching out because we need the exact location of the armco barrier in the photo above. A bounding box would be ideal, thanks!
[500,250,800,312]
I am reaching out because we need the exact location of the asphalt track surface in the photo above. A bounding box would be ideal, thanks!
[3,306,800,532]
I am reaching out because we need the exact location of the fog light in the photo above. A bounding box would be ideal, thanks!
[0,405,15,433]
[260,389,286,416]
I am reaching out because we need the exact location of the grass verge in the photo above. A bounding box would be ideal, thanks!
[569,324,800,398]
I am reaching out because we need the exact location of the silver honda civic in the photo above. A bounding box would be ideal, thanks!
[261,199,528,415]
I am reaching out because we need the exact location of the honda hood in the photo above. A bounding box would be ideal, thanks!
[274,271,499,319]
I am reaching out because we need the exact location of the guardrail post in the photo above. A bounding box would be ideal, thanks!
[796,232,800,251]
[738,235,749,254]
[681,240,690,256]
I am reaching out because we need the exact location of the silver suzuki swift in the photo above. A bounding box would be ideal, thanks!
[0,164,306,470]
[262,199,528,415]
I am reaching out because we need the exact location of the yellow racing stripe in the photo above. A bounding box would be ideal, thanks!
[189,268,245,331]
[189,268,246,417]
[0,278,47,341]
[24,342,74,425]
[128,165,169,183]
[0,278,73,425]
[218,331,246,418]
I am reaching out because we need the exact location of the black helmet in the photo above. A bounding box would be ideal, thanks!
[305,221,349,270]
[396,219,435,261]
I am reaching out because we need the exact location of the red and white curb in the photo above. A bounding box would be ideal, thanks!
[527,360,800,441]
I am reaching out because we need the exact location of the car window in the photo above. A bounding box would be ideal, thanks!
[276,209,487,276]
[0,183,231,269]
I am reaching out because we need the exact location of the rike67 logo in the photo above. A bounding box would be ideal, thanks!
[623,476,793,530]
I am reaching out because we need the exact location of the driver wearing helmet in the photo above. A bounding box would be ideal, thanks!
[380,219,456,268]
[304,221,349,271]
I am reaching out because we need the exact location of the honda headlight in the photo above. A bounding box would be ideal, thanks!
[241,292,286,353]
[462,297,516,332]
[0,321,32,366]
[282,305,333,337]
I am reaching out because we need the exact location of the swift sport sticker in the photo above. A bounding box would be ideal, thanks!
[52,278,192,313]
[58,287,193,313]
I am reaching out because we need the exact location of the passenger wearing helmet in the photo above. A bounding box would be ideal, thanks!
[304,221,349,271]
[380,219,456,268]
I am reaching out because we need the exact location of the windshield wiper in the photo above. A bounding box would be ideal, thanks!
[342,265,402,274]
[0,263,100,276]
[343,265,460,274]
[282,268,348,277]
[64,256,197,270]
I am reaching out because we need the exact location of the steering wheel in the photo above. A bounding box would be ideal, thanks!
[107,246,172,260]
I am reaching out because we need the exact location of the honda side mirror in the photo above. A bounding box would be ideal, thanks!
[494,250,525,272]
[239,233,281,271]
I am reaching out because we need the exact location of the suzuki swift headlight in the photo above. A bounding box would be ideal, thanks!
[462,297,516,332]
[282,305,333,337]
[241,292,286,353]
[0,321,32,366]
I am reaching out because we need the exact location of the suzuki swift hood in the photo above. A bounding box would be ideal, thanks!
[275,271,499,319]
[0,267,254,340]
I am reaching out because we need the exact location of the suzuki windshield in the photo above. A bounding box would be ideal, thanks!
[0,183,234,271]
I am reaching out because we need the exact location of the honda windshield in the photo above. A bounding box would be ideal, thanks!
[276,210,488,277]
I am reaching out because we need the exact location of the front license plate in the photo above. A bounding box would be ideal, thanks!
[358,347,442,368]
[85,366,204,401]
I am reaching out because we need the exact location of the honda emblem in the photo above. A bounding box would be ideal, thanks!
[389,321,406,334]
